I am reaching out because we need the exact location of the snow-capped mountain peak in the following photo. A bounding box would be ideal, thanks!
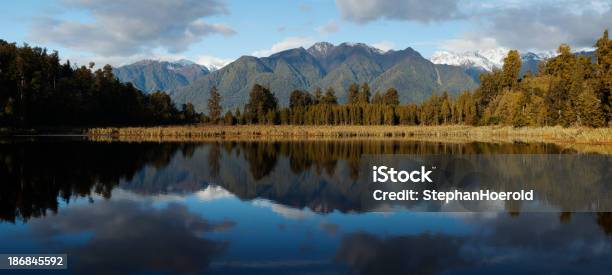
[431,48,554,71]
[307,42,335,57]
[431,50,501,71]
[306,41,391,59]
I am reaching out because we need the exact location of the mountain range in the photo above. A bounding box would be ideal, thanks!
[113,59,210,93]
[114,42,483,112]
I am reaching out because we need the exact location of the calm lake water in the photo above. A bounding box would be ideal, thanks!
[1,138,611,274]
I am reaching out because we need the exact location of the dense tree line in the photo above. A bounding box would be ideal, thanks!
[213,30,610,127]
[0,40,200,127]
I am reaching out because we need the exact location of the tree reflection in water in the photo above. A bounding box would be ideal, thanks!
[1,138,610,236]
[0,139,197,222]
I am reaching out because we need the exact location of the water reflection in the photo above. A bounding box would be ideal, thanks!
[336,232,467,275]
[0,140,197,222]
[19,199,233,274]
[0,139,605,222]
[1,139,611,274]
[336,213,612,274]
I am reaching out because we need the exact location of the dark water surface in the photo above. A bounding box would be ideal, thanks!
[1,138,611,274]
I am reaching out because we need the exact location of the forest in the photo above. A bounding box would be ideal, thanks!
[209,30,611,128]
[0,40,199,127]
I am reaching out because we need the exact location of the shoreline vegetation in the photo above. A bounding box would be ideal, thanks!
[86,125,612,145]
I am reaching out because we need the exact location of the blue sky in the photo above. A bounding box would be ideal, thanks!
[0,0,610,68]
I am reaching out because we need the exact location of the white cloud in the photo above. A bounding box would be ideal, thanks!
[372,40,395,52]
[480,3,612,52]
[252,200,313,220]
[252,37,315,57]
[29,0,235,57]
[438,35,501,52]
[336,0,611,52]
[316,21,340,34]
[194,185,234,201]
[437,2,611,53]
[336,0,462,23]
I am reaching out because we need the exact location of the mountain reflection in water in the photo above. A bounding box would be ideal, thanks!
[0,139,611,274]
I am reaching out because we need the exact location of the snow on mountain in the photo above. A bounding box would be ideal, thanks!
[307,42,335,57]
[430,50,500,71]
[431,48,554,71]
[307,41,387,59]
[205,64,221,72]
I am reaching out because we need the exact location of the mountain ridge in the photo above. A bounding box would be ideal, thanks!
[115,42,480,112]
[168,42,479,112]
[113,60,210,94]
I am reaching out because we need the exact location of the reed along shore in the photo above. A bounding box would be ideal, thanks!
[87,125,612,145]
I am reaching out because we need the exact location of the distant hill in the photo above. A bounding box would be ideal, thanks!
[170,42,479,112]
[113,59,209,93]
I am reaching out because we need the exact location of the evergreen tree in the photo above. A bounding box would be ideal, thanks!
[347,83,359,104]
[595,29,611,124]
[358,83,371,104]
[322,87,338,105]
[383,88,399,106]
[502,50,522,88]
[149,91,177,123]
[245,84,278,124]
[207,86,222,123]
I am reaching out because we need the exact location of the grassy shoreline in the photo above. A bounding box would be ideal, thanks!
[86,125,612,145]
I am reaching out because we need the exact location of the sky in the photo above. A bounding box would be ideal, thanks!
[0,0,610,68]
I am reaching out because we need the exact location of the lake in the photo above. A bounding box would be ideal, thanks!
[1,138,611,274]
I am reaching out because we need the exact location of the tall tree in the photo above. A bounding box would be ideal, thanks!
[358,82,371,104]
[595,29,611,124]
[322,87,338,105]
[502,50,522,89]
[347,83,359,104]
[383,88,399,106]
[245,84,278,123]
[207,86,222,123]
